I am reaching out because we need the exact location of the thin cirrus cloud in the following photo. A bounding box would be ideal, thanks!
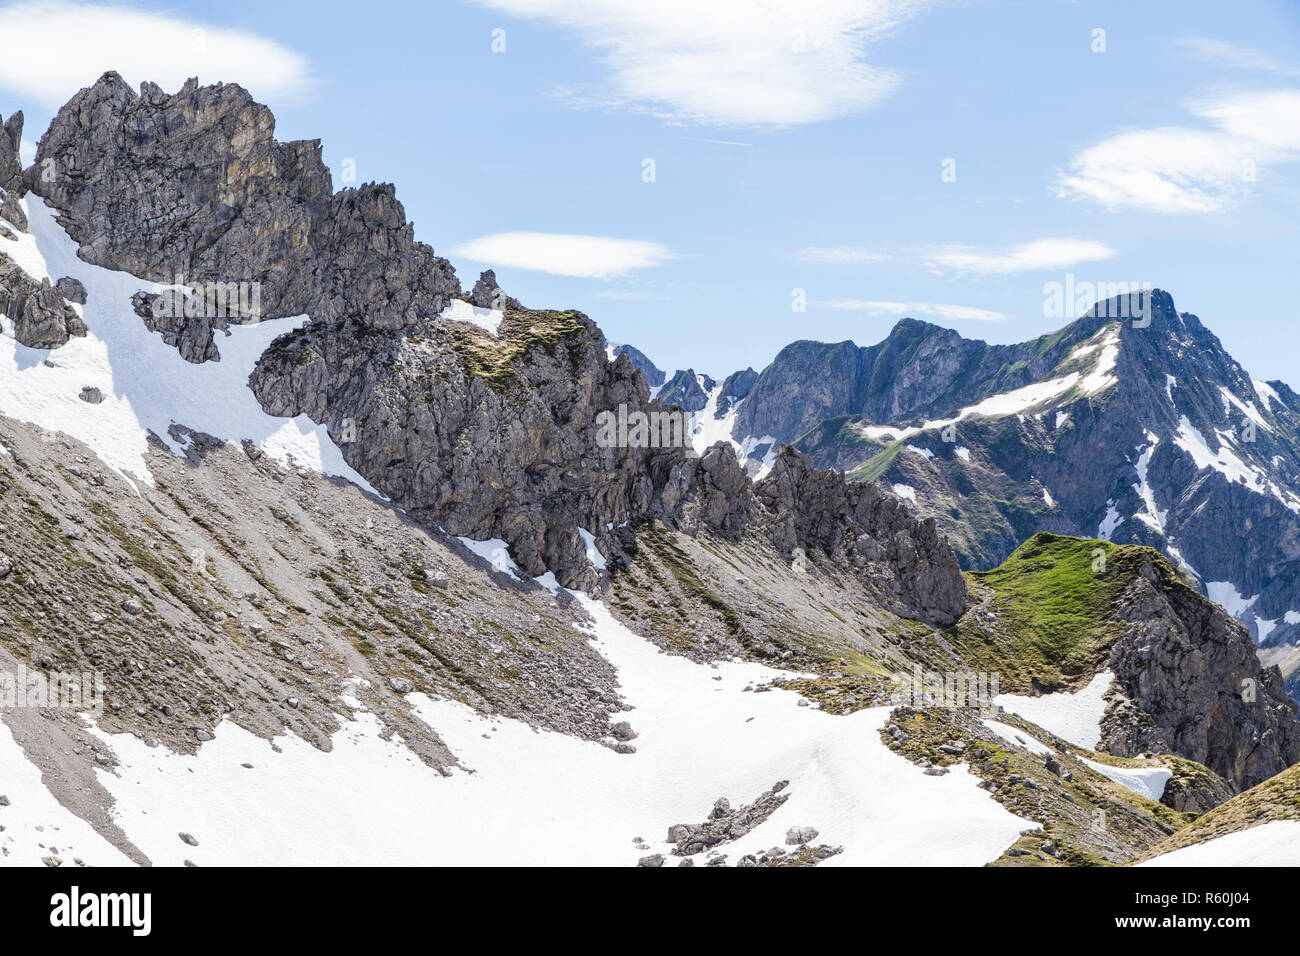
[1057,89,1300,213]
[1174,37,1300,78]
[922,238,1117,275]
[823,300,1006,322]
[0,1,314,107]
[797,239,1114,274]
[796,246,890,265]
[452,232,676,279]
[472,0,933,127]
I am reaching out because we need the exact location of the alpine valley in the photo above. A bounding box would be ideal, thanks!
[3,74,1300,869]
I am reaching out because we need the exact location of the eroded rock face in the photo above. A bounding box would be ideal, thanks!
[131,289,224,364]
[29,73,460,346]
[55,276,86,304]
[468,269,516,310]
[0,253,86,349]
[1102,555,1300,790]
[755,447,968,625]
[611,344,664,389]
[248,307,690,590]
[659,368,714,413]
[0,109,24,231]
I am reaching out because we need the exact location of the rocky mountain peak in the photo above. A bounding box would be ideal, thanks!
[27,73,460,357]
[0,108,24,230]
[468,269,512,310]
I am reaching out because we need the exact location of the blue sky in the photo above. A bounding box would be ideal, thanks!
[1,0,1299,382]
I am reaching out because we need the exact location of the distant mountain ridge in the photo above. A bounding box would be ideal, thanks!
[628,292,1300,655]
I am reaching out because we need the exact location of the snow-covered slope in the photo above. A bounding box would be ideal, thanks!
[1,196,376,492]
[1140,820,1300,866]
[4,592,1034,866]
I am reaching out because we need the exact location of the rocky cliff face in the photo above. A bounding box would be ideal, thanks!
[1104,551,1300,790]
[1,109,24,230]
[609,343,664,388]
[1,108,88,349]
[29,72,460,350]
[1,253,87,348]
[659,368,714,412]
[756,448,967,625]
[942,532,1300,793]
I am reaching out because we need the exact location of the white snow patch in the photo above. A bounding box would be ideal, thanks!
[0,196,375,493]
[1076,327,1120,394]
[1080,758,1171,801]
[1041,486,1055,507]
[906,444,934,459]
[577,526,606,571]
[1257,617,1278,642]
[981,720,1053,756]
[1164,374,1176,403]
[892,483,916,502]
[455,536,520,579]
[1165,543,1200,579]
[1141,820,1300,867]
[0,718,134,866]
[1205,581,1258,619]
[1219,386,1269,431]
[848,328,1118,448]
[1253,378,1281,412]
[994,671,1113,749]
[1132,432,1167,534]
[439,298,505,336]
[1054,411,1070,429]
[1285,611,1300,625]
[1098,500,1122,540]
[83,596,1032,866]
[1173,416,1280,505]
[954,445,970,461]
[689,377,742,458]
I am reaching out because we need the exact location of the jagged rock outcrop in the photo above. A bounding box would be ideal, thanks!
[667,781,791,855]
[1102,553,1300,789]
[0,109,25,231]
[54,276,86,304]
[659,368,714,412]
[248,305,690,589]
[131,289,229,364]
[610,344,665,389]
[28,72,460,356]
[755,447,968,625]
[717,367,758,416]
[0,253,86,349]
[468,269,517,310]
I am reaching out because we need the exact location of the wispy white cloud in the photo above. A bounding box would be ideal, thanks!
[797,246,891,264]
[823,300,1006,321]
[594,289,672,302]
[1175,37,1300,78]
[921,238,1116,275]
[685,137,754,147]
[473,0,932,127]
[0,1,314,107]
[452,232,675,278]
[1057,89,1300,213]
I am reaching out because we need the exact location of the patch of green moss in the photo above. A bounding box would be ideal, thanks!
[449,308,588,391]
[942,532,1166,690]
